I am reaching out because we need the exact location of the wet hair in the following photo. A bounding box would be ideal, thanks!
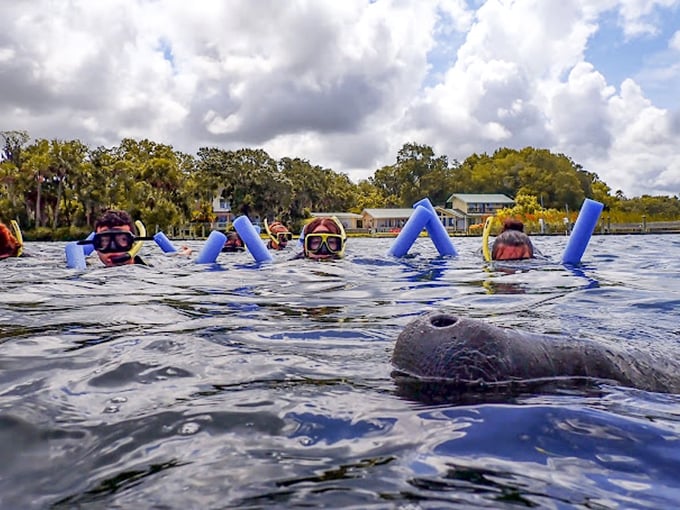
[492,229,534,259]
[0,223,21,258]
[94,210,134,231]
[501,218,524,233]
[269,221,289,234]
[303,217,342,236]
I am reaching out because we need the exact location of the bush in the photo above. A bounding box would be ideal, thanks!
[23,226,92,241]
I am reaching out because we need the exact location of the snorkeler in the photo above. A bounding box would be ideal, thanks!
[78,209,150,266]
[300,216,347,260]
[77,209,192,267]
[0,220,24,259]
[492,218,534,261]
[222,231,245,252]
[264,219,292,250]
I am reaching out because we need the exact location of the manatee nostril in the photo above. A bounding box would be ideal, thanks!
[430,314,458,328]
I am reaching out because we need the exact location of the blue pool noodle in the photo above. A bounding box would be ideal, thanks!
[82,232,95,256]
[153,232,178,253]
[195,230,227,264]
[412,198,457,256]
[233,216,273,263]
[387,205,432,257]
[65,242,87,269]
[561,198,604,265]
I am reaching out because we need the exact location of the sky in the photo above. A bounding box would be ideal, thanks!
[1,0,679,198]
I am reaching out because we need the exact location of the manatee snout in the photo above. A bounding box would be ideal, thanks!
[392,311,680,394]
[392,312,530,385]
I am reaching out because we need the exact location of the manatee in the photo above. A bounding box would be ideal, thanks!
[392,312,680,401]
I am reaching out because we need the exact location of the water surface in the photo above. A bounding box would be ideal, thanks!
[1,234,679,508]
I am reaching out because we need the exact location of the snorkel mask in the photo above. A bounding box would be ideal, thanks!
[303,216,347,259]
[78,220,150,264]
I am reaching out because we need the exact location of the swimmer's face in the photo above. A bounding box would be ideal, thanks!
[304,224,342,260]
[492,243,533,261]
[95,225,135,266]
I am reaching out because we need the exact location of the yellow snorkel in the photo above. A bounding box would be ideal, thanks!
[264,218,278,244]
[10,220,23,257]
[264,218,272,240]
[127,220,146,259]
[264,218,292,248]
[482,216,493,262]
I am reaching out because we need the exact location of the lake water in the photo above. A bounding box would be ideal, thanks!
[1,234,679,509]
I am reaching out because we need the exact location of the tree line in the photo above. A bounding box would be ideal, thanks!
[1,130,678,239]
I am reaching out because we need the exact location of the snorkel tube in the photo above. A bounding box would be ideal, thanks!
[482,216,494,262]
[126,220,146,258]
[561,199,604,265]
[412,198,457,256]
[9,220,23,257]
[233,215,273,263]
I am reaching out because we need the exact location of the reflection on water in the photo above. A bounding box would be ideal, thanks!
[1,235,680,508]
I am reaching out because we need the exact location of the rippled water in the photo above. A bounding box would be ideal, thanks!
[1,234,680,509]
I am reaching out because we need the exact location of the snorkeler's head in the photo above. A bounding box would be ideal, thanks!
[501,218,525,233]
[0,223,21,259]
[266,220,292,250]
[95,210,135,232]
[302,217,346,260]
[492,229,534,261]
[93,210,137,266]
[222,231,245,252]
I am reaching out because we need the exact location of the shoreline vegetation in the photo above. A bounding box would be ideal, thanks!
[2,131,679,242]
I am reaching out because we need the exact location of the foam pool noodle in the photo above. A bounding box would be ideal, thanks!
[561,198,604,265]
[387,205,432,257]
[233,216,273,263]
[153,232,178,253]
[195,230,227,264]
[412,198,457,256]
[65,241,87,269]
[81,232,95,256]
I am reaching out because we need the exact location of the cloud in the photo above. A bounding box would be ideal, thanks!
[1,0,679,197]
[671,30,680,50]
[616,0,679,38]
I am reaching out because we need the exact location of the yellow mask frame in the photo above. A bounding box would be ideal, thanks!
[303,216,347,257]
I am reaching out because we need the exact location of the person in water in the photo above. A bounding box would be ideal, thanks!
[87,209,192,266]
[300,216,347,260]
[89,209,149,266]
[492,218,534,261]
[265,220,292,250]
[0,221,23,259]
[222,231,245,252]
